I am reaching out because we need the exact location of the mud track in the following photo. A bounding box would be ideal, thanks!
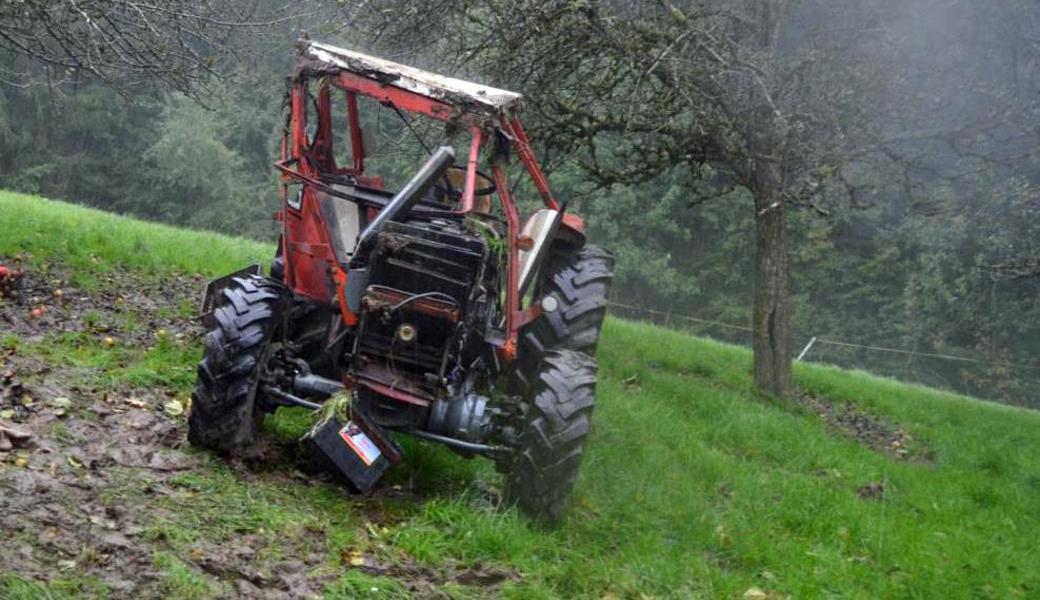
[0,257,516,598]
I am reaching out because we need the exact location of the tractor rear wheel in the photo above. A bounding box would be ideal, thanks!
[523,244,614,358]
[188,275,284,451]
[504,349,597,525]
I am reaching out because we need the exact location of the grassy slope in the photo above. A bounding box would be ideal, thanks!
[2,190,1039,599]
[0,192,271,287]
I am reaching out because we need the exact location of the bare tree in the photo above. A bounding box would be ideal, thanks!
[0,0,317,95]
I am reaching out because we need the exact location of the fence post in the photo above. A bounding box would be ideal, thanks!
[796,336,817,362]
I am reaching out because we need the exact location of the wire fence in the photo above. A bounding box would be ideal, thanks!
[607,300,1040,409]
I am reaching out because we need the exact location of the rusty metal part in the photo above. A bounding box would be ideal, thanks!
[361,285,461,322]
[356,362,433,406]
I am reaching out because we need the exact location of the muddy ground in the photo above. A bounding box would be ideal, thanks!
[0,258,514,599]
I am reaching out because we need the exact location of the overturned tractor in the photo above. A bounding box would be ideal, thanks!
[188,39,613,523]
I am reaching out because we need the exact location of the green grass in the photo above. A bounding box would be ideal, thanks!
[0,573,111,600]
[13,331,199,392]
[3,191,1040,598]
[152,552,214,599]
[0,190,271,288]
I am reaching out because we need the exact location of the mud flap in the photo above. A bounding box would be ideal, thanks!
[303,409,401,493]
[199,264,262,328]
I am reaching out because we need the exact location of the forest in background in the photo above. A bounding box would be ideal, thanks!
[1,0,1038,406]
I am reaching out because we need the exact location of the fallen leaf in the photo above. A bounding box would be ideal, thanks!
[50,397,71,409]
[0,409,13,419]
[67,455,84,469]
[743,587,768,600]
[163,399,184,417]
[343,549,366,567]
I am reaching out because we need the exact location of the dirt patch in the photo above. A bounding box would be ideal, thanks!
[352,555,520,598]
[795,391,928,462]
[1,258,513,598]
[856,480,886,500]
[0,259,342,597]
[0,253,202,348]
[1,386,198,595]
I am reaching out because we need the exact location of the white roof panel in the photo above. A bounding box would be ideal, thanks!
[299,41,522,115]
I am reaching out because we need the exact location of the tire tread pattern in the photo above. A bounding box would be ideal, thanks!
[505,349,597,524]
[188,275,282,451]
[522,244,615,358]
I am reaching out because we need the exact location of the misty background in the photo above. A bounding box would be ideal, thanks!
[1,0,1038,406]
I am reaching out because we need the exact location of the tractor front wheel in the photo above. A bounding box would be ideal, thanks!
[504,349,598,525]
[188,275,284,451]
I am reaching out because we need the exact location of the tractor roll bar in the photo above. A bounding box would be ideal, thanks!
[353,146,455,257]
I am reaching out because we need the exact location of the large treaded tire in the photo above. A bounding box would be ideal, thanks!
[504,349,597,525]
[188,275,284,451]
[522,244,614,358]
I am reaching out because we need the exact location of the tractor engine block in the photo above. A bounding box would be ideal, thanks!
[351,218,494,405]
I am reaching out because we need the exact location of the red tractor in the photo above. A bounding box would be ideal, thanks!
[188,38,613,523]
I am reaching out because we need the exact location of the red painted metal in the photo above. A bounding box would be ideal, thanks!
[333,267,359,326]
[490,163,521,361]
[281,82,342,303]
[362,285,461,322]
[503,117,560,211]
[346,91,364,173]
[333,72,463,124]
[289,85,307,162]
[314,85,335,170]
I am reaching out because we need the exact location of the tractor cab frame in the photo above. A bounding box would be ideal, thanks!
[273,39,583,365]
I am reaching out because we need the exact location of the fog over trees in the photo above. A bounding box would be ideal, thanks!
[2,0,1038,405]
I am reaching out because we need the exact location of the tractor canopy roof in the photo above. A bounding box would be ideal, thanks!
[296,40,523,117]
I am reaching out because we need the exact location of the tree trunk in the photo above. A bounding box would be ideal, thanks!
[751,167,793,396]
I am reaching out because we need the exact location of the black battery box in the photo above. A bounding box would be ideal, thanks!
[303,411,401,493]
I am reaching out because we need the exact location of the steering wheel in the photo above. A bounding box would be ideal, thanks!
[433,165,497,205]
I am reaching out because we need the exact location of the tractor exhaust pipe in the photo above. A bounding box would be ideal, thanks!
[354,146,455,257]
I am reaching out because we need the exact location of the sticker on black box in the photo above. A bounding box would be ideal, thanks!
[339,421,382,466]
